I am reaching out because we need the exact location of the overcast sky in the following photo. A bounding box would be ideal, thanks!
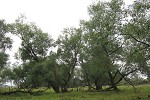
[0,0,134,64]
[1,0,134,39]
[1,0,95,39]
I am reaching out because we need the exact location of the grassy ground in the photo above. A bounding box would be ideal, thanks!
[0,85,150,100]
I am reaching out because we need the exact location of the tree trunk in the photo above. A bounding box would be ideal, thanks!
[61,85,68,92]
[112,84,118,91]
[52,86,60,93]
[108,71,119,91]
[95,83,102,90]
[84,71,92,91]
[95,79,102,90]
[48,83,51,88]
[62,62,76,92]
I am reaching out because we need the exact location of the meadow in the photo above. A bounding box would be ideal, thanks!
[0,85,150,100]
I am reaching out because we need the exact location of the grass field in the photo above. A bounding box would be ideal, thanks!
[0,85,150,100]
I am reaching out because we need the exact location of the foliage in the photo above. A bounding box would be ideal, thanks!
[10,16,53,62]
[80,0,126,91]
[0,19,12,84]
[0,19,12,70]
[123,0,150,78]
[6,16,54,93]
[0,0,150,95]
[56,27,83,92]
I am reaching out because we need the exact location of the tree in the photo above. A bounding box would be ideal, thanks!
[123,0,150,79]
[80,0,136,91]
[0,67,13,85]
[42,53,63,93]
[11,16,53,62]
[9,16,54,92]
[56,27,83,92]
[70,67,83,88]
[0,19,12,84]
[0,19,12,70]
[80,32,109,90]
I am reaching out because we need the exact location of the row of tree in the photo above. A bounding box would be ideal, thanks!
[0,0,150,94]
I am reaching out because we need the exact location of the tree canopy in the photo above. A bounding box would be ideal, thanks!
[0,0,150,94]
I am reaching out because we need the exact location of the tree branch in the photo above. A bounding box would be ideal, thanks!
[130,35,150,47]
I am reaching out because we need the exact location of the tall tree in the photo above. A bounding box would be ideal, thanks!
[80,0,133,91]
[56,27,83,92]
[123,0,150,79]
[9,16,54,92]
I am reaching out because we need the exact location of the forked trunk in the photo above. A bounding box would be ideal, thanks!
[108,71,119,91]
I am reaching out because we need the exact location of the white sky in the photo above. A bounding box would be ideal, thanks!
[1,0,95,39]
[1,0,134,39]
[0,0,134,64]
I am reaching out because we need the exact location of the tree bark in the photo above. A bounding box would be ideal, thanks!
[95,79,102,90]
[108,71,119,91]
[48,81,60,93]
[52,86,60,93]
[95,83,102,90]
[61,84,68,92]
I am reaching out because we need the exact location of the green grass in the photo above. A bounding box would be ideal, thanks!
[0,85,150,100]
